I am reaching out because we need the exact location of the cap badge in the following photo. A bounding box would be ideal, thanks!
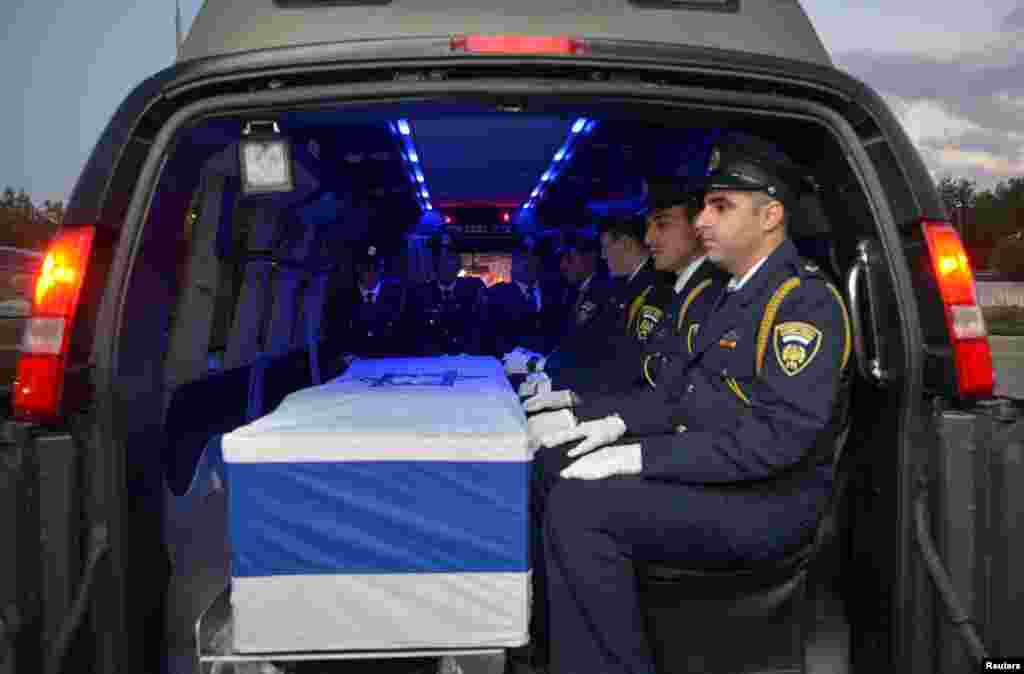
[707,147,721,175]
[368,245,377,256]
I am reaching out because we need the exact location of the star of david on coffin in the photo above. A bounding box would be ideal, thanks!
[357,371,489,387]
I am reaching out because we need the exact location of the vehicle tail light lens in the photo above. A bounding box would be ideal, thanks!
[14,226,96,422]
[450,34,589,55]
[921,220,994,398]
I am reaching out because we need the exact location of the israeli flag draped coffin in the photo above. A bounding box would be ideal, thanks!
[221,356,531,654]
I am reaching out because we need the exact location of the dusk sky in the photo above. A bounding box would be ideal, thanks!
[2,1,1022,205]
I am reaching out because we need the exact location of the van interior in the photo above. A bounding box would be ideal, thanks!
[119,99,906,673]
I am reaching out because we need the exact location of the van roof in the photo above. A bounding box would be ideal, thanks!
[179,0,832,68]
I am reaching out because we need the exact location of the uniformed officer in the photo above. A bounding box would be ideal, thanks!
[330,241,407,356]
[511,209,672,397]
[556,231,607,340]
[488,236,558,357]
[513,177,728,400]
[519,133,853,674]
[405,234,487,355]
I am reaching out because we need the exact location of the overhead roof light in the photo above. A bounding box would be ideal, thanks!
[390,118,433,213]
[520,116,596,212]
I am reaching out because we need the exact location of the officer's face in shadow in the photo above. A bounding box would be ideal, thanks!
[356,264,380,289]
[511,252,540,284]
[601,231,636,277]
[436,248,461,283]
[695,190,786,277]
[644,205,702,274]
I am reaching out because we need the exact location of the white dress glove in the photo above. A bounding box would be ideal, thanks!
[523,390,576,414]
[527,409,577,449]
[519,372,553,398]
[560,443,643,480]
[503,350,533,375]
[542,414,628,455]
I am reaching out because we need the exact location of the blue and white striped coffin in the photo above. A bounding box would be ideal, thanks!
[221,356,531,654]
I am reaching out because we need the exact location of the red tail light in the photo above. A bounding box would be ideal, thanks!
[921,220,994,398]
[14,226,96,422]
[450,34,589,55]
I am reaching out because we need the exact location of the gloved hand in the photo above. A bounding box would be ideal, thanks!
[560,443,642,480]
[523,390,576,414]
[527,409,577,448]
[542,414,628,456]
[519,372,553,398]
[503,348,539,375]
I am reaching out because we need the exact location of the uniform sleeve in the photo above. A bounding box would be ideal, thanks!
[639,281,848,484]
[554,334,649,395]
[574,377,680,434]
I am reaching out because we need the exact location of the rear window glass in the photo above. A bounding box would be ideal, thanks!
[629,0,740,11]
[273,0,393,7]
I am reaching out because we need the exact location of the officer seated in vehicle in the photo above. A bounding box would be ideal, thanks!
[511,207,673,398]
[557,230,606,334]
[405,233,487,356]
[516,133,853,674]
[513,177,727,404]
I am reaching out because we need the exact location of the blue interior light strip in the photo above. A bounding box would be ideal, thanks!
[390,119,432,212]
[521,116,597,212]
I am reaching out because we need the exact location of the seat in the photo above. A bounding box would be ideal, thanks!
[636,425,853,674]
[163,364,252,496]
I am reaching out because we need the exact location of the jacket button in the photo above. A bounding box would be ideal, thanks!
[687,384,695,393]
[675,425,688,433]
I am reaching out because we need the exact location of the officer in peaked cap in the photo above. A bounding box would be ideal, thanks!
[511,205,676,400]
[331,240,407,356]
[405,232,487,356]
[516,133,852,674]
[514,175,727,402]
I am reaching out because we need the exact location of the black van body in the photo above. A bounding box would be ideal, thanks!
[3,2,1022,674]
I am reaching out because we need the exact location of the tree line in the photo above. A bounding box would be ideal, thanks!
[0,186,64,251]
[3,176,1022,272]
[936,175,1024,275]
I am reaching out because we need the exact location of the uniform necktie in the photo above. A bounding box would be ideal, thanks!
[532,284,542,312]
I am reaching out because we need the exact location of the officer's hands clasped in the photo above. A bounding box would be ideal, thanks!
[527,410,578,448]
[546,415,628,456]
[560,442,642,480]
[523,390,576,414]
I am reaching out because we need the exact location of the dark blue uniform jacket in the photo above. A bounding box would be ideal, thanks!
[575,239,852,487]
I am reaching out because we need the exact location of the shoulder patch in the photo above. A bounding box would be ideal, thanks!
[635,305,664,342]
[774,321,822,376]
